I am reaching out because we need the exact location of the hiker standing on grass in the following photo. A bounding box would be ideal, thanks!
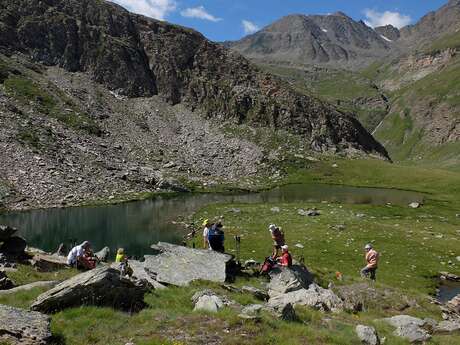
[202,219,212,249]
[361,243,379,281]
[208,221,225,253]
[269,224,285,258]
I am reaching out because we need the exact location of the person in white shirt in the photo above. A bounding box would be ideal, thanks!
[202,219,211,249]
[67,241,91,266]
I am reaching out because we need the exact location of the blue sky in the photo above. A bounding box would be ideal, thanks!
[111,0,448,41]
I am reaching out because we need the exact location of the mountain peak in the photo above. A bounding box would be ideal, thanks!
[332,11,350,18]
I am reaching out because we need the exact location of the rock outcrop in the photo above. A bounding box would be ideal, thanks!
[0,304,51,345]
[355,325,380,345]
[144,242,235,286]
[31,267,148,313]
[0,0,388,158]
[267,266,343,312]
[382,315,433,343]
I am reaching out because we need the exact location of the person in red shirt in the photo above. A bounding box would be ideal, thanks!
[278,245,292,267]
[361,243,379,281]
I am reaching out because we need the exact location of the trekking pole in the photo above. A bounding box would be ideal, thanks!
[234,235,241,264]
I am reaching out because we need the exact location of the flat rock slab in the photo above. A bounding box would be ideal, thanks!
[146,242,234,286]
[31,254,68,272]
[31,267,148,313]
[111,261,166,290]
[0,304,51,345]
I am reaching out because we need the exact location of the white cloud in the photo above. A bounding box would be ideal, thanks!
[110,0,176,20]
[242,20,260,34]
[363,9,412,29]
[180,6,222,22]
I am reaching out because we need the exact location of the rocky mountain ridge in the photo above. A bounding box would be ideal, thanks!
[227,12,396,69]
[0,0,388,210]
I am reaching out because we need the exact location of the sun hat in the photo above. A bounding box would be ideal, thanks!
[202,219,209,226]
[268,224,277,232]
[281,245,288,251]
[364,243,373,250]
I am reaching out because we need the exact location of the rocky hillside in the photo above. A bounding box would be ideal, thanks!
[0,0,388,210]
[227,12,395,69]
[228,0,460,169]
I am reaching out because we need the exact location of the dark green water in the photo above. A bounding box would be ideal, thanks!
[0,184,424,257]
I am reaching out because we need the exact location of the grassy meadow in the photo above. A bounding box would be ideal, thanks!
[1,158,459,344]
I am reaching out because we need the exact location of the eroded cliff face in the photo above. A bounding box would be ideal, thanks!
[0,0,388,158]
[0,0,390,210]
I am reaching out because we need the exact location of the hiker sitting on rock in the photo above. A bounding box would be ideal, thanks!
[67,241,96,270]
[208,221,225,253]
[115,248,133,277]
[277,245,292,267]
[269,224,285,257]
[202,219,212,249]
[361,243,379,281]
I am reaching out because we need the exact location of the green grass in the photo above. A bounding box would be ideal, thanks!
[424,31,460,54]
[6,264,78,286]
[3,75,101,135]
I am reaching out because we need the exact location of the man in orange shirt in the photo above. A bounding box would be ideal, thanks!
[361,243,379,281]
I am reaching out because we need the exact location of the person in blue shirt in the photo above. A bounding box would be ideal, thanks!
[208,221,225,253]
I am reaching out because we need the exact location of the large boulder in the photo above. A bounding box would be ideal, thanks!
[447,294,460,314]
[145,242,234,286]
[268,266,314,294]
[356,325,380,345]
[0,225,17,242]
[394,323,431,343]
[382,315,432,343]
[0,304,51,345]
[435,320,460,334]
[31,267,148,313]
[267,266,343,312]
[31,254,68,272]
[0,236,27,256]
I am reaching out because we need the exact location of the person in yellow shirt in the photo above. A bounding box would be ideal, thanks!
[361,243,379,281]
[115,248,126,262]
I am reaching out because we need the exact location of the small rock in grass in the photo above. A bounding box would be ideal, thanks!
[356,325,380,345]
[295,243,304,249]
[194,294,223,312]
[409,202,421,209]
[270,207,280,213]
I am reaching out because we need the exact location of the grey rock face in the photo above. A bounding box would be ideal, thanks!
[382,315,432,343]
[268,266,343,312]
[394,323,431,343]
[356,325,380,345]
[448,294,460,314]
[156,178,190,193]
[0,304,51,345]
[31,267,148,313]
[435,320,460,333]
[382,315,427,328]
[145,242,234,286]
[120,260,166,290]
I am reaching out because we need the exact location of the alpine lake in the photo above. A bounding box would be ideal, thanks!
[0,183,424,258]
